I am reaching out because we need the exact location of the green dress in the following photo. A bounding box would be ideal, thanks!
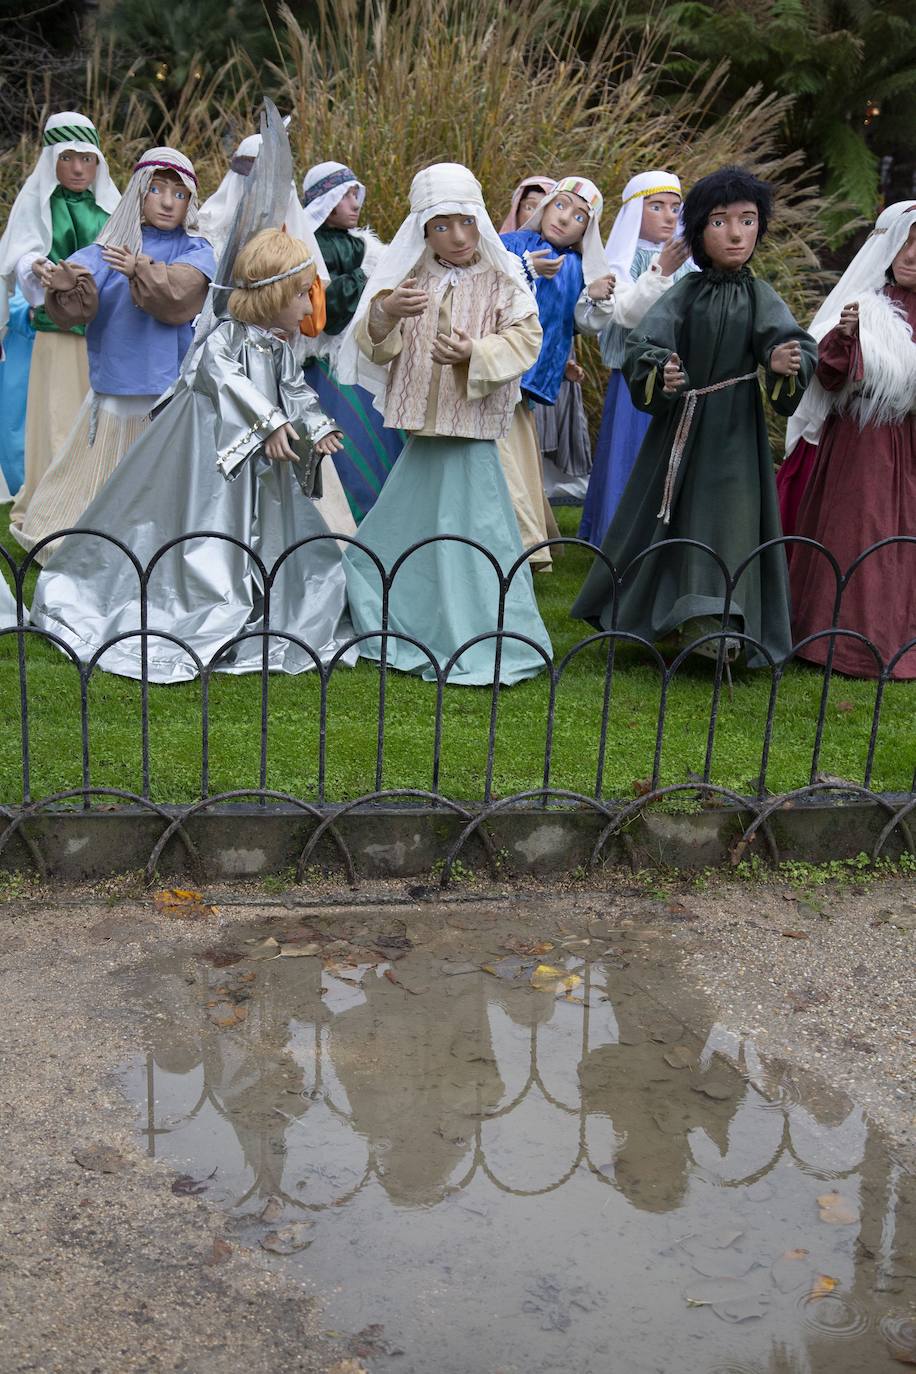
[33,186,109,336]
[571,266,817,667]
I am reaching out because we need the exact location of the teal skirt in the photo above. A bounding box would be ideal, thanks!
[344,435,552,685]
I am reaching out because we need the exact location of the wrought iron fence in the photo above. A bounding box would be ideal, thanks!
[1,527,914,885]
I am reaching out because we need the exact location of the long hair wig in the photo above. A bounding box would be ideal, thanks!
[682,165,773,268]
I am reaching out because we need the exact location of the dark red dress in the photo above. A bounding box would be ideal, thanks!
[789,285,916,680]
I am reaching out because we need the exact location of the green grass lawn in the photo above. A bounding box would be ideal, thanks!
[1,506,913,806]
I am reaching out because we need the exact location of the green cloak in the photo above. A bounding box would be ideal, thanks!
[314,225,367,336]
[571,266,817,667]
[34,185,110,336]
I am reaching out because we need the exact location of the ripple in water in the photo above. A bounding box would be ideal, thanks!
[797,1290,871,1339]
[879,1313,916,1362]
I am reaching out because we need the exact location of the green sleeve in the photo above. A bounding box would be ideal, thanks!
[621,284,691,415]
[752,280,818,418]
[323,269,368,335]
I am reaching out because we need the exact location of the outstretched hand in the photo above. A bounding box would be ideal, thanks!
[657,235,689,277]
[528,248,564,279]
[662,351,686,393]
[101,243,138,278]
[381,277,429,319]
[770,340,802,377]
[431,327,473,365]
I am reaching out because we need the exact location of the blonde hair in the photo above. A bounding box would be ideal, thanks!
[228,229,316,327]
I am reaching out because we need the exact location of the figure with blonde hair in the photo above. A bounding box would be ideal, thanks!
[31,228,355,682]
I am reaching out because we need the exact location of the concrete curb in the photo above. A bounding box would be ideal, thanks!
[0,797,911,881]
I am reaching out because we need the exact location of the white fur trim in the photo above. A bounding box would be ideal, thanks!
[841,289,916,428]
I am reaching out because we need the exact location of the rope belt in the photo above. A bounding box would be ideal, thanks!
[657,370,758,525]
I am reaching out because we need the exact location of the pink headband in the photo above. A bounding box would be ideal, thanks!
[133,157,198,187]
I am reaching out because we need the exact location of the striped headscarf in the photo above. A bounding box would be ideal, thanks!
[96,147,204,259]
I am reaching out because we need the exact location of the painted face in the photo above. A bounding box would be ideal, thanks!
[890,223,916,290]
[516,188,547,226]
[425,212,480,266]
[324,185,362,230]
[271,279,314,337]
[701,200,759,270]
[539,192,590,248]
[639,192,681,244]
[142,172,192,230]
[55,150,99,192]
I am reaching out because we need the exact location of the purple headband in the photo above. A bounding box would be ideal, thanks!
[134,157,198,187]
[302,166,358,206]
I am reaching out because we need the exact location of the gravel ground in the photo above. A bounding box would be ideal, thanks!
[0,870,912,1371]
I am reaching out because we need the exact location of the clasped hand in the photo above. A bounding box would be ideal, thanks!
[431,327,473,365]
[264,422,343,462]
[770,340,802,377]
[587,271,615,302]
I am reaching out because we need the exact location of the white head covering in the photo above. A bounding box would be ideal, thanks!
[301,161,366,233]
[784,200,916,455]
[521,175,607,285]
[199,133,328,281]
[603,170,683,280]
[0,111,120,339]
[96,147,204,259]
[337,161,531,395]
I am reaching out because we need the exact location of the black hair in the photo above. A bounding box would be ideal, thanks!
[681,165,773,268]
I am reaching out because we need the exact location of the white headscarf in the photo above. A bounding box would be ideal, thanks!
[199,133,328,281]
[603,170,683,280]
[521,175,607,285]
[337,161,531,396]
[301,161,366,233]
[96,148,204,259]
[0,111,120,339]
[785,200,916,454]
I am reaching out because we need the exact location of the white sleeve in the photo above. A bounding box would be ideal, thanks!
[16,252,45,309]
[611,255,676,330]
[573,288,615,336]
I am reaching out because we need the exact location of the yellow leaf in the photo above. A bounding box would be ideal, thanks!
[809,1274,839,1300]
[817,1191,859,1225]
[530,963,583,993]
[153,887,218,919]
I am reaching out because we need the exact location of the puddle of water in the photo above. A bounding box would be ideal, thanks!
[119,911,915,1374]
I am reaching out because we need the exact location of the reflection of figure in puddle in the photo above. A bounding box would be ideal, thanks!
[143,957,329,1199]
[578,1014,741,1213]
[328,967,505,1206]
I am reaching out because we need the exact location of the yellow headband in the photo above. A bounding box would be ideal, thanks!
[622,184,681,205]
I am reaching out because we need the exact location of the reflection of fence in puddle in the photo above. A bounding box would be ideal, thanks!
[136,961,889,1228]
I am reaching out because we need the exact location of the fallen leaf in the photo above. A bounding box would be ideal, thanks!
[835,700,855,714]
[885,1318,916,1365]
[73,1144,129,1174]
[691,1081,735,1101]
[375,934,414,952]
[171,1173,208,1196]
[481,955,531,981]
[632,777,653,797]
[817,1190,859,1226]
[711,1294,769,1322]
[809,1274,839,1299]
[501,937,554,956]
[781,930,810,940]
[202,947,243,968]
[204,1237,232,1265]
[259,1196,284,1223]
[530,963,583,993]
[784,1248,809,1260]
[260,1221,313,1254]
[153,888,218,919]
[278,943,321,958]
[664,1046,694,1070]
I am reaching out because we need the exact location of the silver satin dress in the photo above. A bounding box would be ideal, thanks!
[30,320,355,682]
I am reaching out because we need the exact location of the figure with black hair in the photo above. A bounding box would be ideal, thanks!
[572,166,816,668]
